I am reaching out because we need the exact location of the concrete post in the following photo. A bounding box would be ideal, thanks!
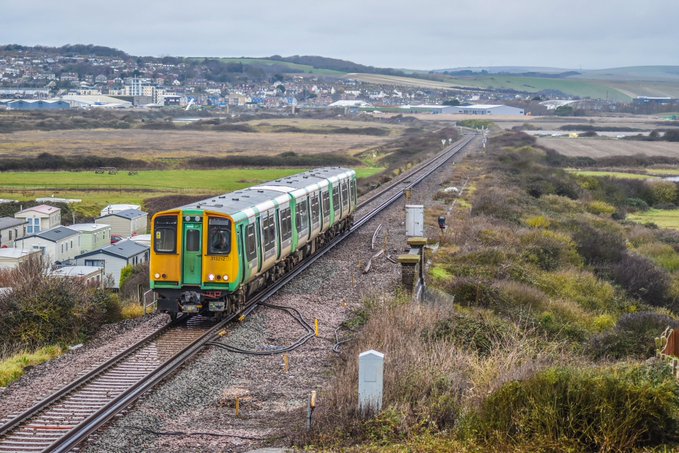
[358,350,384,415]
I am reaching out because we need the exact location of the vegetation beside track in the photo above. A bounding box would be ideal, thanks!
[306,132,679,451]
[0,258,121,382]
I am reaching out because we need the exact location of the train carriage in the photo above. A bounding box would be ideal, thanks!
[150,167,357,318]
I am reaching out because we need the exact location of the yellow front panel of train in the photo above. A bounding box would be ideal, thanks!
[150,211,182,285]
[202,213,240,288]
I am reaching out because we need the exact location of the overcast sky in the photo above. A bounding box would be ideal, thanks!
[1,0,678,70]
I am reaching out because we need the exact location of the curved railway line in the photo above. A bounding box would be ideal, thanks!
[0,132,477,453]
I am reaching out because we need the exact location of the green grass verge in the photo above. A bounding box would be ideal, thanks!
[0,345,64,387]
[628,209,679,229]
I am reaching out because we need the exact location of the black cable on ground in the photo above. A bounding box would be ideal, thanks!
[206,302,315,356]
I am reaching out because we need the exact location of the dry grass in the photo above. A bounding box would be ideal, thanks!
[537,136,679,157]
[0,128,394,161]
[308,294,567,448]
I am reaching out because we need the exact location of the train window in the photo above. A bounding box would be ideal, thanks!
[280,207,292,240]
[186,229,200,252]
[245,223,257,261]
[154,215,177,253]
[262,212,276,252]
[322,191,330,219]
[208,217,231,255]
[351,179,357,204]
[341,180,349,209]
[296,199,309,234]
[311,192,320,227]
[333,186,340,218]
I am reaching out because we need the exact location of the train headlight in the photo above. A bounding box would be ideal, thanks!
[216,275,222,280]
[223,275,228,281]
[194,216,201,222]
[154,273,160,279]
[208,274,215,281]
[185,215,191,222]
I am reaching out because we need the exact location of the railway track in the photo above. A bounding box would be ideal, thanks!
[0,132,478,453]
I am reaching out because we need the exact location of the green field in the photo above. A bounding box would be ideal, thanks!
[628,209,679,229]
[569,170,655,180]
[0,168,303,217]
[646,169,679,176]
[0,167,385,215]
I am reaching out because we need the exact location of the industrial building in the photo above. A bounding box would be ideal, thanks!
[3,99,70,110]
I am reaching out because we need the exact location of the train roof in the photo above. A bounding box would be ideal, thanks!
[178,167,355,218]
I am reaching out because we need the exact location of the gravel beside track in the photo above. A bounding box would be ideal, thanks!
[0,314,169,423]
[80,138,477,453]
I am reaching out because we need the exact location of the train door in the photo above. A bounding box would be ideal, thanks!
[255,217,263,272]
[244,222,259,278]
[182,222,202,285]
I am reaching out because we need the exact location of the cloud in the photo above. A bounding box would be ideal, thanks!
[1,0,678,68]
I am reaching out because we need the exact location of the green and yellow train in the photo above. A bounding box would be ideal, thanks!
[150,167,357,318]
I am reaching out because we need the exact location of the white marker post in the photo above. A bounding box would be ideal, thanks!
[358,350,384,415]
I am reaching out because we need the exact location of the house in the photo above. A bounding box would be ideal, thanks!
[14,204,61,234]
[14,226,80,264]
[67,223,112,253]
[75,240,149,288]
[0,217,27,248]
[0,248,40,269]
[100,204,141,216]
[52,266,105,288]
[95,209,147,237]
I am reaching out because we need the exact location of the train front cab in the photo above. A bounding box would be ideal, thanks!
[150,209,240,317]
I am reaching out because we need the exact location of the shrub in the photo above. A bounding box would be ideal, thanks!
[524,215,550,228]
[519,229,581,271]
[467,363,679,451]
[471,186,527,223]
[572,222,625,265]
[428,311,515,357]
[611,253,672,307]
[0,258,121,351]
[589,312,679,359]
[646,180,679,205]
[625,197,650,212]
[539,194,580,213]
[535,269,617,312]
[586,200,616,216]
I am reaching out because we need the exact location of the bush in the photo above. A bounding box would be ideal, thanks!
[625,197,650,212]
[535,269,617,312]
[611,253,672,307]
[589,312,679,359]
[467,363,679,451]
[0,258,121,351]
[519,229,581,271]
[646,180,679,205]
[428,311,515,357]
[586,200,616,216]
[572,222,626,265]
